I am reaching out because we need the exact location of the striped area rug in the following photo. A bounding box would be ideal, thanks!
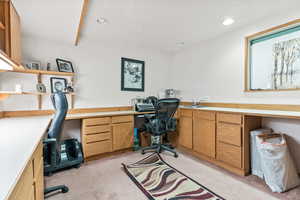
[122,153,224,200]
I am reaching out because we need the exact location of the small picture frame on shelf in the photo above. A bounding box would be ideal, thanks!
[50,77,67,93]
[36,83,46,93]
[56,59,74,73]
[30,61,41,70]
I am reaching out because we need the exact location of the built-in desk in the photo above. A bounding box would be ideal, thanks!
[4,106,300,199]
[65,110,154,159]
[178,106,300,176]
[1,110,152,200]
[0,116,51,200]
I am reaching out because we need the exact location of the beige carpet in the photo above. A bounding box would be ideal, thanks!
[45,151,300,200]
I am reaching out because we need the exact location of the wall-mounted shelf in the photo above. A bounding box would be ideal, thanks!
[11,68,75,76]
[0,90,75,109]
[0,91,21,100]
[1,66,76,109]
[0,91,75,97]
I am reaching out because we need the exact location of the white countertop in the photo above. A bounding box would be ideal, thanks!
[180,106,300,118]
[0,116,51,200]
[66,110,152,120]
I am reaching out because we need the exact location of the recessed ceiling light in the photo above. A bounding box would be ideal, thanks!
[97,17,108,24]
[177,42,185,46]
[222,17,235,26]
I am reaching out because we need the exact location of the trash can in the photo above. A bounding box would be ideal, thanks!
[250,128,272,178]
[256,133,300,193]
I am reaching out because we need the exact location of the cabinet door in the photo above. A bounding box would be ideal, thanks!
[178,116,193,149]
[193,118,216,158]
[112,122,134,151]
[9,2,21,64]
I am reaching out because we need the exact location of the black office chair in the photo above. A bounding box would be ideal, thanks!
[141,98,180,157]
[44,92,83,195]
[146,96,158,108]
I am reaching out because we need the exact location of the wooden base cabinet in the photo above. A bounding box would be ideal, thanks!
[82,115,134,159]
[178,109,193,149]
[216,113,243,169]
[8,141,44,200]
[193,111,216,158]
[178,109,262,176]
[112,121,134,151]
[82,117,112,158]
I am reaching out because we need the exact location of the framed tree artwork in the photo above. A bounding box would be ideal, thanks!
[245,19,300,91]
[121,57,145,92]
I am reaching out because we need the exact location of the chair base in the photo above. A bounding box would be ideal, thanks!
[44,185,69,195]
[141,144,178,158]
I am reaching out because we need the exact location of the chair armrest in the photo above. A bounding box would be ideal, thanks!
[43,138,57,144]
[144,114,156,122]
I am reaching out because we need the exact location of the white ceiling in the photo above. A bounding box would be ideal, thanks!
[13,0,300,53]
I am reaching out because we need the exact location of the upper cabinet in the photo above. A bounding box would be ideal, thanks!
[0,0,21,65]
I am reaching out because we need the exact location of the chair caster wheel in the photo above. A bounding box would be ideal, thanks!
[61,186,69,193]
[45,172,53,177]
[174,154,178,158]
[74,164,81,169]
[141,151,145,155]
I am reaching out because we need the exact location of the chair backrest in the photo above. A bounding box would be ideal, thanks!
[146,96,158,109]
[155,98,180,124]
[47,92,68,143]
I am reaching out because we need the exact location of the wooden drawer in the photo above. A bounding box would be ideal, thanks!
[85,140,112,157]
[217,113,242,124]
[83,117,111,126]
[193,110,215,121]
[217,123,242,147]
[217,142,242,169]
[180,109,193,117]
[111,115,133,124]
[83,125,111,135]
[85,132,111,143]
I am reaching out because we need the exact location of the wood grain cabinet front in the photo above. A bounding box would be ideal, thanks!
[216,113,243,169]
[0,1,22,64]
[112,121,134,151]
[81,115,134,158]
[8,141,44,200]
[82,117,112,158]
[217,142,242,169]
[193,110,216,158]
[178,109,193,149]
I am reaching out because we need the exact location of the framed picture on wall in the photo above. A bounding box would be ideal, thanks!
[50,77,67,93]
[121,57,145,92]
[56,58,74,73]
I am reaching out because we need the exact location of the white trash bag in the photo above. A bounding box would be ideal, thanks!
[256,133,300,193]
[250,128,272,178]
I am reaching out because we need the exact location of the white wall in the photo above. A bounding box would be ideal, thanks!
[262,118,300,170]
[169,10,300,172]
[170,9,300,104]
[0,35,172,111]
